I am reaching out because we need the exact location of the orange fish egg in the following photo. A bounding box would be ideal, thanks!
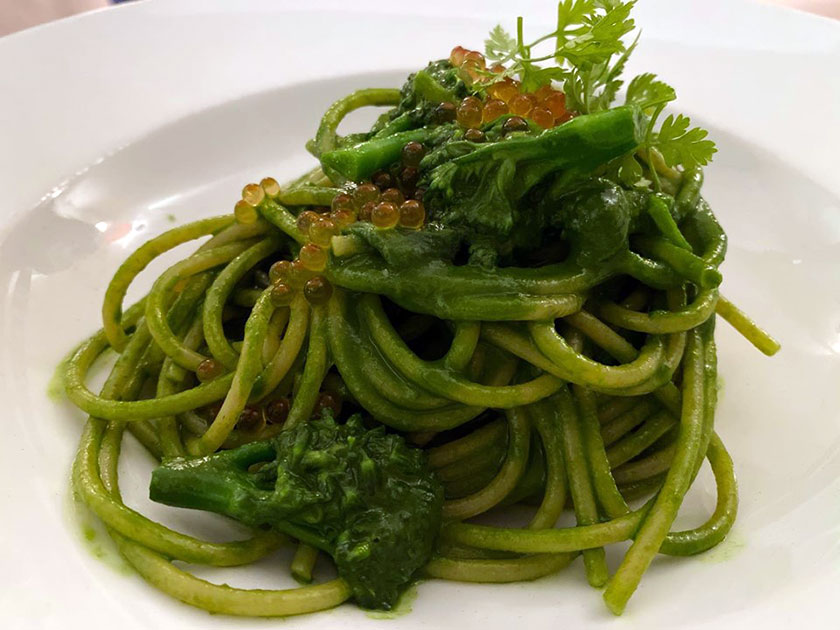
[482,99,509,123]
[298,243,328,272]
[398,200,425,229]
[487,77,519,103]
[531,107,554,129]
[509,93,537,117]
[456,97,483,129]
[371,202,400,229]
[543,91,567,118]
[449,46,468,66]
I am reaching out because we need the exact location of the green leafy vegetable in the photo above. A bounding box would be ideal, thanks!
[553,178,635,266]
[423,105,643,265]
[341,222,462,268]
[413,69,460,105]
[371,59,467,133]
[321,129,433,182]
[149,414,444,610]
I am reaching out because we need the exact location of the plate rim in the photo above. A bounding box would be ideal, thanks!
[2,1,840,627]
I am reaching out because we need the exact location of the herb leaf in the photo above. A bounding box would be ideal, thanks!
[555,0,635,68]
[485,25,518,63]
[553,1,636,112]
[519,66,567,94]
[625,73,676,111]
[653,114,717,169]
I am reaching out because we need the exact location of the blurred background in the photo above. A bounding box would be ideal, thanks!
[1,0,838,37]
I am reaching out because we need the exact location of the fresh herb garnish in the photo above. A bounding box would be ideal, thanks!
[483,0,716,183]
[652,113,717,169]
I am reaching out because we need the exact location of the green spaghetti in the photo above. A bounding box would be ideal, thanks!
[60,1,779,618]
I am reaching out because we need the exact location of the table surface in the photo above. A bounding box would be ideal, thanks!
[1,0,838,37]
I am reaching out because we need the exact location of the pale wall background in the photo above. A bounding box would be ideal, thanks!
[1,0,838,37]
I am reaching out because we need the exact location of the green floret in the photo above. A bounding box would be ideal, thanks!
[149,414,443,610]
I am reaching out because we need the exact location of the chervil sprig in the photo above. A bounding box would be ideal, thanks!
[653,114,717,169]
[484,1,636,103]
[483,1,715,182]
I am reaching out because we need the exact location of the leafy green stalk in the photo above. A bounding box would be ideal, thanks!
[321,129,432,182]
[150,414,444,610]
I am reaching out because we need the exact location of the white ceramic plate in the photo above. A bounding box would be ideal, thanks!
[2,1,839,628]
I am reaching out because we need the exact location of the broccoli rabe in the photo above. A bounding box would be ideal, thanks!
[547,178,648,267]
[422,105,643,265]
[149,414,443,610]
[383,60,465,125]
[322,104,643,268]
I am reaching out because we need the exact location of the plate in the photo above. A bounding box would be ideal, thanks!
[1,1,839,628]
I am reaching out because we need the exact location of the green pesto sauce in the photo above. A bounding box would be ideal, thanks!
[65,483,131,574]
[46,360,66,402]
[700,529,745,564]
[166,213,177,222]
[365,583,419,620]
